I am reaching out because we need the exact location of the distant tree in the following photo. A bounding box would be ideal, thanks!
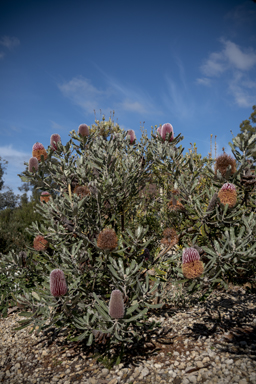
[0,157,20,210]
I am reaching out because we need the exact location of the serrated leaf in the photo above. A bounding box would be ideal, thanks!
[32,292,40,301]
[123,308,148,322]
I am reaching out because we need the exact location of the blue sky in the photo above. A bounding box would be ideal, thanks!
[0,0,256,204]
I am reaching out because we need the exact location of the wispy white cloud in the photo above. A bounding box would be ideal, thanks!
[0,36,20,49]
[0,145,30,168]
[50,120,67,131]
[198,39,256,107]
[196,78,211,86]
[58,72,163,118]
[0,52,5,60]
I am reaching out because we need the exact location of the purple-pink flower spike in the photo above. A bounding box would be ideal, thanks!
[182,248,200,264]
[161,123,174,142]
[126,129,136,144]
[78,124,89,137]
[50,269,68,297]
[109,289,125,319]
[50,134,61,151]
[28,157,39,172]
[220,183,236,191]
[157,126,162,136]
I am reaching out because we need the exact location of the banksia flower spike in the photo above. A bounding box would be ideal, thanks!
[50,133,61,151]
[33,235,48,251]
[206,192,218,212]
[214,153,236,178]
[109,289,125,319]
[50,269,68,297]
[32,142,47,162]
[78,124,89,137]
[28,157,39,172]
[126,129,136,144]
[161,228,179,248]
[182,247,204,279]
[97,228,118,251]
[218,183,237,208]
[19,251,27,267]
[40,191,52,203]
[161,123,174,142]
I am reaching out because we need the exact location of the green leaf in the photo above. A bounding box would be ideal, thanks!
[123,308,148,322]
[32,291,40,301]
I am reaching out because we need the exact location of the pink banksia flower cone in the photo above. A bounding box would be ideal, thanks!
[32,142,47,162]
[40,191,52,203]
[218,183,237,208]
[109,289,125,319]
[28,157,39,172]
[50,269,68,297]
[161,123,174,142]
[126,129,136,144]
[78,124,89,137]
[50,133,61,151]
[182,247,204,279]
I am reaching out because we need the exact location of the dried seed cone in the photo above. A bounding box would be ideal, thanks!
[161,228,179,247]
[109,289,125,319]
[182,248,204,279]
[50,269,68,297]
[28,157,39,172]
[32,142,47,162]
[73,185,91,199]
[40,191,52,203]
[19,251,27,267]
[218,183,237,208]
[78,124,89,137]
[97,228,118,250]
[214,153,236,178]
[33,235,48,251]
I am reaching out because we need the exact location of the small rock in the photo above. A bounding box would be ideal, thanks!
[238,380,248,384]
[226,359,234,365]
[140,367,149,378]
[108,379,118,384]
[196,361,204,368]
[187,375,197,384]
[101,368,109,376]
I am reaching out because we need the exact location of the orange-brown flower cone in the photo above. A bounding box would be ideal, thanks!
[168,199,185,211]
[33,235,48,251]
[32,148,48,162]
[97,228,118,251]
[40,192,52,203]
[218,183,237,208]
[182,260,204,279]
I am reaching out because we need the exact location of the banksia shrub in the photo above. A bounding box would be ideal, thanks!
[73,185,91,199]
[40,191,52,203]
[50,269,68,297]
[33,235,48,251]
[126,129,136,144]
[109,289,124,319]
[50,133,61,151]
[97,228,118,251]
[214,153,236,178]
[32,142,47,162]
[161,228,179,247]
[28,157,38,172]
[78,124,89,137]
[182,247,204,279]
[218,183,237,208]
